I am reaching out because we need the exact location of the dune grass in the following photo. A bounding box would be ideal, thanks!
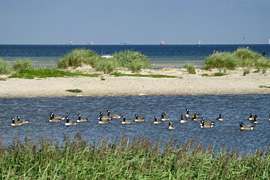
[0,134,269,179]
[0,59,12,74]
[205,48,270,71]
[184,63,196,74]
[13,59,33,71]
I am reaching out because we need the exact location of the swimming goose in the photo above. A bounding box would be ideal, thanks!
[77,114,88,123]
[248,113,254,121]
[99,112,111,121]
[49,115,61,123]
[153,116,161,124]
[185,109,199,119]
[252,115,259,124]
[179,114,187,123]
[122,116,133,124]
[107,110,121,119]
[161,112,169,121]
[192,113,200,121]
[99,116,109,124]
[134,114,145,122]
[216,114,224,121]
[240,122,254,131]
[50,112,65,120]
[168,122,175,130]
[200,117,214,128]
[65,117,76,126]
[11,117,22,127]
[17,116,29,124]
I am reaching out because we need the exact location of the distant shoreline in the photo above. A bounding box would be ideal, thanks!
[1,68,270,98]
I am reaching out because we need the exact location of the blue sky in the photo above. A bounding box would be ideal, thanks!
[1,0,269,45]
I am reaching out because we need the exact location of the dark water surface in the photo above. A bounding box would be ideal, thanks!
[1,94,270,154]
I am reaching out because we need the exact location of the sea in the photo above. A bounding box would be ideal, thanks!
[0,44,270,69]
[1,44,270,154]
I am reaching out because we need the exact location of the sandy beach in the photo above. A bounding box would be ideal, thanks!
[1,67,270,98]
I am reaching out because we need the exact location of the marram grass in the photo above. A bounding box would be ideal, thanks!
[0,134,270,179]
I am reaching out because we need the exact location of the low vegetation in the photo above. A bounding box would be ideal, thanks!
[205,48,270,71]
[0,134,269,179]
[13,59,33,71]
[0,59,12,74]
[110,72,179,78]
[66,89,83,93]
[57,49,151,73]
[184,63,196,74]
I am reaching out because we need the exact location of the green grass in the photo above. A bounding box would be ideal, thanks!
[205,48,270,70]
[66,89,83,93]
[184,63,196,74]
[0,134,270,179]
[110,72,180,78]
[259,85,270,88]
[9,68,100,79]
[13,59,33,71]
[212,72,227,77]
[0,59,12,74]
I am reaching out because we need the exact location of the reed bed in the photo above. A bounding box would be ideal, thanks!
[0,134,269,179]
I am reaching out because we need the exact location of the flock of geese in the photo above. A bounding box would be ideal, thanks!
[10,109,266,131]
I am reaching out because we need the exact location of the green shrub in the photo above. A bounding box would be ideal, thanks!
[57,49,100,68]
[184,63,196,74]
[13,59,33,71]
[243,69,250,76]
[0,59,12,74]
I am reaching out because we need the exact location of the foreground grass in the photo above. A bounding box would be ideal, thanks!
[9,68,100,79]
[0,134,269,179]
[111,72,180,78]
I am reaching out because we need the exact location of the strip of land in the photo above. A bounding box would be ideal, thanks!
[1,68,270,98]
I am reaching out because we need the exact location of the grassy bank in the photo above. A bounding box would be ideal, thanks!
[0,134,269,179]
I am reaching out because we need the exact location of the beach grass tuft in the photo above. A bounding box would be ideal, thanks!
[0,59,12,74]
[0,134,270,179]
[205,48,270,70]
[111,72,179,78]
[13,59,33,71]
[184,63,196,74]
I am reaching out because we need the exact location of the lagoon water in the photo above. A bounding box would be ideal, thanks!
[1,94,270,154]
[0,44,270,68]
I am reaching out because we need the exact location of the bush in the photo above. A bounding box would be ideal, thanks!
[0,59,12,74]
[184,63,196,74]
[13,59,33,71]
[57,49,100,68]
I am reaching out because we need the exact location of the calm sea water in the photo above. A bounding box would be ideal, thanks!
[0,44,269,68]
[1,94,270,154]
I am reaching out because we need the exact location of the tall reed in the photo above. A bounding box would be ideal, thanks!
[0,134,269,179]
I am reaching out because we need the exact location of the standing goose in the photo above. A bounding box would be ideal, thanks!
[161,112,169,121]
[99,112,111,121]
[248,113,254,121]
[11,117,22,127]
[252,115,259,124]
[99,116,109,124]
[216,114,224,121]
[65,117,76,126]
[240,122,254,131]
[122,116,133,124]
[192,114,199,121]
[107,110,121,119]
[50,112,65,120]
[153,116,161,124]
[134,114,145,122]
[185,109,199,119]
[17,116,29,124]
[168,122,175,130]
[179,114,187,123]
[77,114,88,123]
[200,117,214,128]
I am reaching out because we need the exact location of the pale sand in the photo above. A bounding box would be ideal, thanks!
[1,67,270,98]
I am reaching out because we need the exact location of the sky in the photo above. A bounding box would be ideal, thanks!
[0,0,270,45]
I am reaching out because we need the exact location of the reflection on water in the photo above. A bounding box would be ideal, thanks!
[1,94,270,154]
